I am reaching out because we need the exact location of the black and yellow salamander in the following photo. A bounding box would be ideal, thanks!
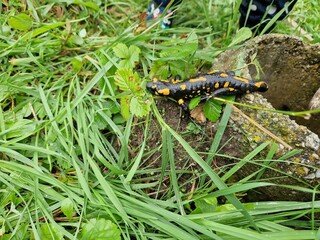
[146,70,268,113]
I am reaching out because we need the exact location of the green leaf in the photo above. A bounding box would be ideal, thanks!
[118,59,132,69]
[228,27,252,47]
[186,122,202,134]
[105,100,120,114]
[3,223,29,240]
[93,101,120,129]
[94,113,109,130]
[114,68,141,93]
[73,0,100,11]
[169,60,189,80]
[128,45,141,64]
[71,35,84,45]
[80,218,121,240]
[21,22,66,40]
[113,43,140,69]
[8,14,32,31]
[203,99,223,122]
[215,203,236,212]
[3,119,36,139]
[193,196,218,213]
[189,96,201,110]
[160,46,190,60]
[149,61,170,79]
[187,31,199,44]
[120,96,130,120]
[159,32,198,60]
[130,97,150,117]
[115,68,149,118]
[113,43,129,59]
[151,33,198,79]
[203,96,234,122]
[61,198,74,220]
[71,57,83,72]
[113,113,126,125]
[40,224,63,240]
[159,43,197,60]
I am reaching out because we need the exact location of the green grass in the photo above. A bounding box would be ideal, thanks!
[1,0,320,239]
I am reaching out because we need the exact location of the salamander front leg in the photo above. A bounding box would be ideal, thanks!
[177,98,190,118]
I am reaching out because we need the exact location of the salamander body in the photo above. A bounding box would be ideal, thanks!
[147,70,268,112]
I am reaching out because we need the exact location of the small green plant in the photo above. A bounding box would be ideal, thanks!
[149,32,199,80]
[8,13,33,31]
[112,43,141,69]
[189,95,235,122]
[79,218,121,240]
[113,43,151,119]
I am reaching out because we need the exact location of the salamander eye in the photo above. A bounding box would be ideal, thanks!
[146,82,157,92]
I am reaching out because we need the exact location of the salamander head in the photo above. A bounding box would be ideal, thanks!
[254,81,268,92]
[146,80,171,96]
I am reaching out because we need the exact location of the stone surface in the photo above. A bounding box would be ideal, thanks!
[245,34,320,136]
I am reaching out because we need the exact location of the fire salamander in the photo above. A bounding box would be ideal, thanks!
[146,70,268,113]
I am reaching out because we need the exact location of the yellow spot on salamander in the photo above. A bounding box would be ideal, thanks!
[151,85,157,89]
[229,87,235,91]
[220,73,229,77]
[214,82,219,89]
[158,88,170,95]
[207,87,211,92]
[178,99,184,105]
[152,78,158,82]
[180,84,187,90]
[234,76,249,83]
[160,79,170,83]
[207,70,220,75]
[189,77,207,82]
[172,79,183,84]
[197,90,201,94]
[224,82,230,88]
[254,82,266,88]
